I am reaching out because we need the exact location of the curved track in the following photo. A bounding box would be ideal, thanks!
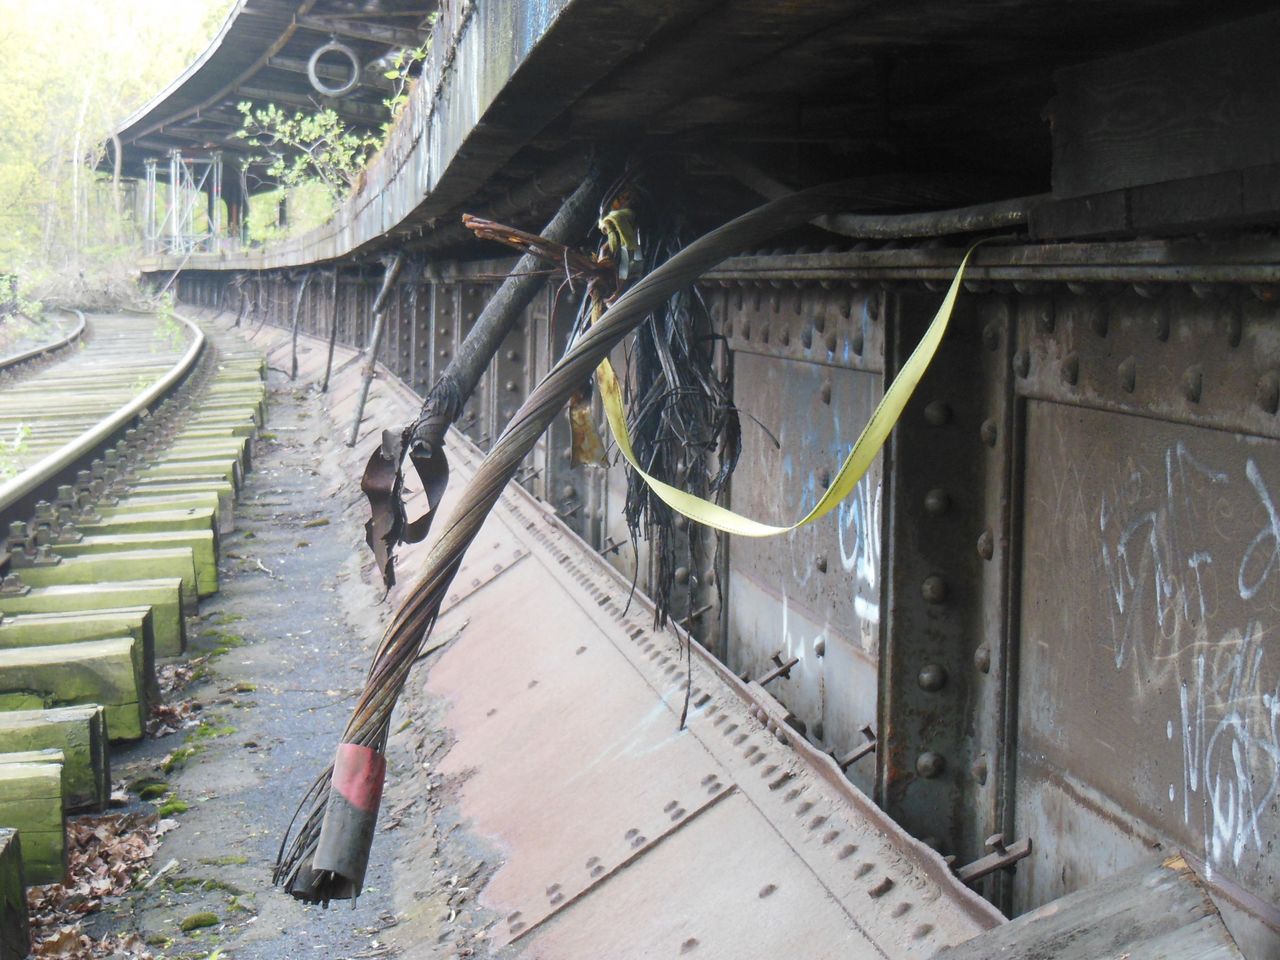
[0,312,203,521]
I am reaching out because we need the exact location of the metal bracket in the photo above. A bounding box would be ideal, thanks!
[836,725,877,771]
[757,651,799,686]
[954,833,1032,884]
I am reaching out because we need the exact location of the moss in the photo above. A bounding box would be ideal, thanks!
[198,854,249,867]
[178,912,219,932]
[138,783,169,801]
[162,745,200,773]
[302,517,329,528]
[295,540,310,548]
[192,723,236,741]
[206,612,245,626]
[232,682,256,693]
[257,432,277,442]
[157,799,190,816]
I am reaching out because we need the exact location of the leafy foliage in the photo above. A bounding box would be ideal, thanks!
[235,102,381,201]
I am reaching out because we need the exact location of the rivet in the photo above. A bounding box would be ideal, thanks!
[916,752,945,779]
[971,755,989,785]
[1118,356,1136,394]
[674,566,690,585]
[506,349,520,361]
[1060,353,1079,386]
[1227,312,1244,348]
[1012,350,1030,378]
[801,329,812,348]
[1256,371,1280,415]
[1132,282,1161,300]
[980,419,998,447]
[1153,311,1170,342]
[1182,365,1203,404]
[921,575,948,604]
[758,884,777,899]
[780,327,791,346]
[818,468,831,488]
[917,663,947,692]
[868,877,895,898]
[820,381,832,405]
[1090,310,1109,338]
[974,644,991,674]
[505,380,519,392]
[815,555,828,574]
[923,401,951,426]
[923,489,949,515]
[981,322,1000,351]
[561,485,576,499]
[976,529,995,560]
[851,329,864,356]
[814,640,826,658]
[825,332,837,353]
[1035,302,1055,334]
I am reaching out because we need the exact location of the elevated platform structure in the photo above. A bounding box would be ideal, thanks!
[113,2,1280,958]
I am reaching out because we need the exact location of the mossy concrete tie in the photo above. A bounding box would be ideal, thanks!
[0,608,157,704]
[51,531,216,597]
[0,637,143,741]
[0,706,108,811]
[108,485,233,532]
[15,549,199,614]
[136,458,241,490]
[77,507,217,546]
[0,581,184,656]
[0,828,28,956]
[0,758,64,884]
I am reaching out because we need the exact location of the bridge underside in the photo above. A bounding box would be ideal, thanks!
[125,1,1280,957]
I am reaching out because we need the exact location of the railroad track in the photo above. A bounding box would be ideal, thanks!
[0,309,264,947]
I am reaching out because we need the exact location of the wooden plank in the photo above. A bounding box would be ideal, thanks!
[0,707,108,811]
[0,761,64,885]
[0,638,143,741]
[935,855,1243,959]
[1052,11,1280,198]
[0,829,28,960]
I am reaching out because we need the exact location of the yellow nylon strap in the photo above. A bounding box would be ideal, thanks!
[595,246,977,537]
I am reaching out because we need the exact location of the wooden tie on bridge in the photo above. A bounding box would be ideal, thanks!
[0,311,266,942]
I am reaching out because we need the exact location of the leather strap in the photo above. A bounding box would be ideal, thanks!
[360,425,450,588]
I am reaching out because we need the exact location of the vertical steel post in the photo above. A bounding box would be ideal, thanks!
[347,255,405,446]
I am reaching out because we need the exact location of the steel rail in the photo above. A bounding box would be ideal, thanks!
[0,313,205,515]
[0,310,88,372]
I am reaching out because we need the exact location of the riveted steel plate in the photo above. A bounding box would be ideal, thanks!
[410,442,1002,959]
[1015,399,1280,916]
[726,351,883,781]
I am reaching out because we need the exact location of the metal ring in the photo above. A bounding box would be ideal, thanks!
[307,40,361,98]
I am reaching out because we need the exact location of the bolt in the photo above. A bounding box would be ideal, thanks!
[923,489,949,516]
[1182,365,1204,404]
[974,643,991,674]
[980,419,998,448]
[916,752,945,779]
[1257,372,1280,415]
[921,575,948,604]
[923,401,951,426]
[917,663,947,692]
[1060,353,1079,386]
[1118,356,1137,394]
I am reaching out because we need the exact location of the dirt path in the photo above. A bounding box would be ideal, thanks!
[97,348,413,959]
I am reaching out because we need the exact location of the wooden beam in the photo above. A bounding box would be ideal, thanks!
[235,84,386,127]
[267,54,395,93]
[295,14,423,49]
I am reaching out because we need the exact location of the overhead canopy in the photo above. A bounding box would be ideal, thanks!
[107,0,435,187]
